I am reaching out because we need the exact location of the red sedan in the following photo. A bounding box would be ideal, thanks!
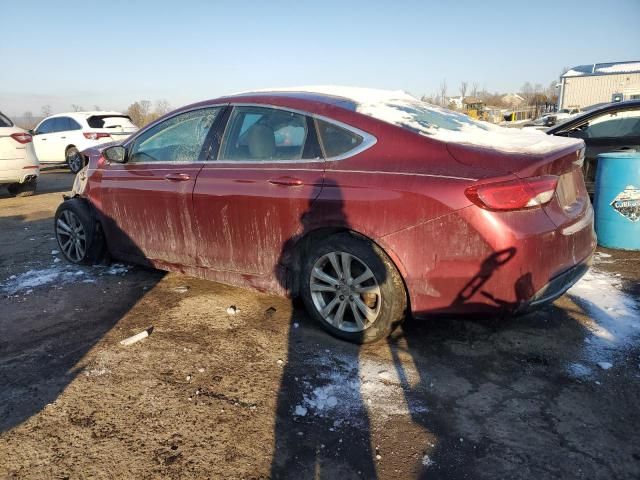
[56,87,596,343]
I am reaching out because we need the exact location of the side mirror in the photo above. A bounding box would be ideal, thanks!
[103,145,127,163]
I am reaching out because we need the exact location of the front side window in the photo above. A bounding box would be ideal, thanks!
[316,119,364,158]
[220,106,320,161]
[582,110,640,139]
[129,107,221,163]
[36,119,56,134]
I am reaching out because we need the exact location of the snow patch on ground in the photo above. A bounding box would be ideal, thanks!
[1,266,90,295]
[566,267,639,373]
[1,262,132,295]
[293,352,428,427]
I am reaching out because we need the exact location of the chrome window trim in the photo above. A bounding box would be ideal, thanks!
[214,103,377,164]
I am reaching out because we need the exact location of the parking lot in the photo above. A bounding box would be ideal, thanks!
[1,170,639,479]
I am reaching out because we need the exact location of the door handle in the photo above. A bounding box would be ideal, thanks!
[61,136,66,139]
[268,176,304,187]
[164,173,191,182]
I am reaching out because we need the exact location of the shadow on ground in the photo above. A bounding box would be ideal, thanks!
[0,214,165,432]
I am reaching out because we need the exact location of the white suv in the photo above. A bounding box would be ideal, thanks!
[32,111,138,173]
[0,111,39,197]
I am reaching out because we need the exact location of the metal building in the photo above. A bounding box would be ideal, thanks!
[558,61,640,110]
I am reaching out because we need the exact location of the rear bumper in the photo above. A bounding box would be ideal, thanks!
[522,251,593,310]
[384,203,597,316]
[0,166,40,184]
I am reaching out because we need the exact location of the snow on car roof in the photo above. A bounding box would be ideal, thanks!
[250,86,582,154]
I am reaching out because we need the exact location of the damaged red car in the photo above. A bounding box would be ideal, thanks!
[55,87,596,343]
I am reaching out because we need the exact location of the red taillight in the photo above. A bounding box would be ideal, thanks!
[465,175,559,211]
[10,133,32,144]
[83,132,111,140]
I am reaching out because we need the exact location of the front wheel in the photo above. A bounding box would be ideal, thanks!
[54,198,105,264]
[300,232,407,344]
[66,147,85,174]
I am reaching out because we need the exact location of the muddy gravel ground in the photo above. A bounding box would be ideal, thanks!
[1,170,639,479]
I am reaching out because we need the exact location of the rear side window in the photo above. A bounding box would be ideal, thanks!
[53,117,82,132]
[68,118,82,130]
[220,106,322,161]
[316,119,363,158]
[88,115,136,129]
[129,107,221,163]
[0,113,12,127]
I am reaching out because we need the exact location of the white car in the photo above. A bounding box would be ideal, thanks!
[32,111,138,173]
[0,111,39,197]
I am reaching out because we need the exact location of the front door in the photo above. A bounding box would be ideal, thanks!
[32,118,58,163]
[192,105,325,276]
[97,107,223,266]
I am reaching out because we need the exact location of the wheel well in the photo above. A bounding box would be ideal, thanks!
[65,145,77,154]
[286,227,408,301]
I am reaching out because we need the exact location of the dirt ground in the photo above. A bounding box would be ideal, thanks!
[1,170,639,479]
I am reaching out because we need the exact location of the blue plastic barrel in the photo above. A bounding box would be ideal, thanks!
[593,151,640,250]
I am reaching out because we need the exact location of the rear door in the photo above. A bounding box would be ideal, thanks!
[97,107,223,266]
[192,105,325,275]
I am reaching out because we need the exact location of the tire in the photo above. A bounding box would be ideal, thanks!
[66,146,85,174]
[54,198,105,264]
[300,232,407,344]
[7,179,37,197]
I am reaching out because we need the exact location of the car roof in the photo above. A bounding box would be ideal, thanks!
[547,100,640,133]
[190,86,428,112]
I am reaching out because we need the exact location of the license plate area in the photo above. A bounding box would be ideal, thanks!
[556,170,579,209]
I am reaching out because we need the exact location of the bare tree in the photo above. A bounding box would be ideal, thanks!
[41,105,52,117]
[126,100,153,127]
[459,81,468,99]
[471,82,479,98]
[439,79,448,107]
[154,99,171,116]
[521,82,534,105]
[71,104,83,112]
[19,111,36,130]
[94,105,101,110]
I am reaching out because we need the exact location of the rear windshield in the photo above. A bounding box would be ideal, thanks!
[357,99,489,136]
[0,112,13,128]
[87,115,136,129]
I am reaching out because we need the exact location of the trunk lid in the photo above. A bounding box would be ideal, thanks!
[0,127,30,160]
[448,138,590,229]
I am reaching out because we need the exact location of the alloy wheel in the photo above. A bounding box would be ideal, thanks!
[67,151,83,173]
[56,210,87,262]
[309,251,381,332]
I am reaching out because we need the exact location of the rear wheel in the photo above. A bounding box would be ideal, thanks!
[7,178,37,197]
[54,198,105,264]
[300,232,407,343]
[66,146,85,174]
